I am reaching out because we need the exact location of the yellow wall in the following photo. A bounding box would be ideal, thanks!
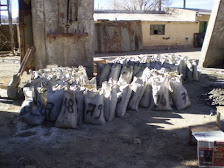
[196,15,210,22]
[142,21,199,49]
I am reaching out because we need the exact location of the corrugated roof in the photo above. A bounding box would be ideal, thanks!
[94,13,196,22]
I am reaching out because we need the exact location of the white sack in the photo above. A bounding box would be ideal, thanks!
[133,65,144,78]
[20,87,35,116]
[55,91,78,129]
[128,77,146,111]
[84,90,105,125]
[22,106,45,126]
[170,76,191,110]
[192,60,199,81]
[141,67,151,82]
[118,65,134,84]
[45,89,64,121]
[7,74,20,99]
[108,63,121,82]
[151,77,173,111]
[74,87,85,125]
[98,64,111,86]
[115,84,132,117]
[139,83,152,108]
[186,60,193,81]
[178,60,187,80]
[101,82,118,122]
[21,83,48,125]
[83,77,97,91]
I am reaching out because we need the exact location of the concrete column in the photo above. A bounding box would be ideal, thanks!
[31,0,94,75]
[200,0,224,68]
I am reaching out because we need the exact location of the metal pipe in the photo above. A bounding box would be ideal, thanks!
[183,0,186,8]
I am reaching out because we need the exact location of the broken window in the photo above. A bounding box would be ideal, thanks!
[150,25,165,35]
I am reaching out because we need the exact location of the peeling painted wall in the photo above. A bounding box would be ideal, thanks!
[94,21,143,53]
[31,0,94,74]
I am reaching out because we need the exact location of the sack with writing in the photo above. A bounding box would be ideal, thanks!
[55,91,78,129]
[84,90,105,125]
[170,76,191,110]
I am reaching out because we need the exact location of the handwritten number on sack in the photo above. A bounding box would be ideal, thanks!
[63,98,74,114]
[86,103,103,120]
[45,103,55,118]
[181,92,186,104]
[95,105,102,119]
[86,103,96,117]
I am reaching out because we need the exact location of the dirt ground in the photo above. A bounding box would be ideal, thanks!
[0,49,223,168]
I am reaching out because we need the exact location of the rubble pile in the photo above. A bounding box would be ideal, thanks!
[20,54,194,129]
[203,85,224,106]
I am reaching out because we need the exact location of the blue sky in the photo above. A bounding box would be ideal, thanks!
[1,0,18,18]
[11,0,18,18]
[94,0,214,10]
[9,0,213,18]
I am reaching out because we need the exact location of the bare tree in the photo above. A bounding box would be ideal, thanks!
[111,0,172,11]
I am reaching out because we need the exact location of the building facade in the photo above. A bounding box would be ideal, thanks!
[94,8,210,53]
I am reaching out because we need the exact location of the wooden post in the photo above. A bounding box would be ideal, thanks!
[183,0,186,8]
[7,0,15,55]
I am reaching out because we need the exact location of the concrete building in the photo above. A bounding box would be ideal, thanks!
[94,8,210,53]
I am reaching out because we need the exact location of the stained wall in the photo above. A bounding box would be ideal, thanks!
[94,21,143,53]
[31,0,94,74]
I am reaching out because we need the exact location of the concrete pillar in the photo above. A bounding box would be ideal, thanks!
[200,0,224,68]
[31,0,94,75]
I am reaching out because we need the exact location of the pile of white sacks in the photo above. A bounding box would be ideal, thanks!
[20,54,196,129]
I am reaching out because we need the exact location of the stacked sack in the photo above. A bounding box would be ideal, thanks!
[20,66,97,128]
[20,54,193,129]
[97,54,199,86]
